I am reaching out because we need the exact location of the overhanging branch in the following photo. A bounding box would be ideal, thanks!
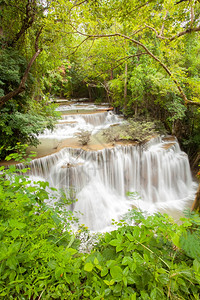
[0,29,43,107]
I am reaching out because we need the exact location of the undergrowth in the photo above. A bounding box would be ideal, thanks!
[0,149,200,299]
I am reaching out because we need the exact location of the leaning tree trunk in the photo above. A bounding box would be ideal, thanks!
[191,183,200,211]
[124,62,128,110]
[0,28,43,107]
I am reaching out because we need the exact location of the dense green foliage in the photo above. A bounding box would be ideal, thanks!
[0,99,60,159]
[103,119,159,143]
[0,0,200,161]
[1,161,200,299]
[1,1,200,298]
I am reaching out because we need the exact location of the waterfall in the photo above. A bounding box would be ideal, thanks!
[39,111,122,139]
[27,136,197,231]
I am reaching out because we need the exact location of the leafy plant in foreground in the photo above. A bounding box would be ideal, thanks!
[82,211,200,299]
[0,156,83,299]
[1,151,200,299]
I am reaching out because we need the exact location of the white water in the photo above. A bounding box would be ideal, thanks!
[28,120,197,231]
[55,102,111,112]
[39,111,122,139]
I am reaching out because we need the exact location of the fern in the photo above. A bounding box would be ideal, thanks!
[180,232,200,261]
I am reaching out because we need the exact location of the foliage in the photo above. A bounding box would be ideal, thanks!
[86,210,200,299]
[0,159,82,299]
[108,77,125,107]
[0,101,60,160]
[42,60,72,98]
[1,162,200,300]
[0,48,29,97]
[103,126,121,144]
[75,129,91,146]
[1,0,200,160]
[0,146,200,299]
[123,119,157,142]
[103,119,157,143]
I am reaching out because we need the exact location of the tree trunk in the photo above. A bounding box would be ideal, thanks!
[124,62,128,110]
[110,69,113,80]
[88,85,92,101]
[191,183,200,211]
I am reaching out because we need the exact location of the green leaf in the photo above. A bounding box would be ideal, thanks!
[141,290,150,300]
[126,233,134,241]
[10,230,20,239]
[55,267,64,280]
[122,256,133,266]
[84,262,93,272]
[48,260,58,270]
[6,257,18,270]
[123,266,129,277]
[150,288,159,299]
[116,245,124,252]
[123,276,127,287]
[113,283,122,294]
[94,257,99,265]
[171,233,180,248]
[101,267,108,277]
[193,259,200,273]
[132,252,143,264]
[104,279,115,286]
[127,276,135,284]
[130,294,137,300]
[104,288,111,296]
[109,239,121,247]
[127,243,136,252]
[110,266,123,282]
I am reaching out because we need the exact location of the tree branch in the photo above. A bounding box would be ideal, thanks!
[184,100,200,106]
[68,36,90,56]
[144,24,167,39]
[0,29,43,107]
[8,0,37,47]
[68,1,200,107]
[93,53,148,80]
[160,10,168,36]
[170,25,200,41]
[67,16,190,104]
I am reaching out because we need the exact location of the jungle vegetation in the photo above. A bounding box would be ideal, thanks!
[0,0,200,161]
[0,1,200,298]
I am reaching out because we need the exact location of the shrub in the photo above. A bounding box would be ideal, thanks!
[75,129,91,145]
[103,119,157,144]
[0,99,60,160]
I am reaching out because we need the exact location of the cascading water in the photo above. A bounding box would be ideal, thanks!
[39,111,122,139]
[27,105,197,231]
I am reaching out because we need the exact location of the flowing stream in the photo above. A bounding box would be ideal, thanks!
[28,103,197,231]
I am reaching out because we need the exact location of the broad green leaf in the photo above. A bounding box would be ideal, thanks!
[122,256,133,266]
[104,279,115,286]
[110,266,123,282]
[94,257,99,265]
[84,262,93,272]
[116,245,124,253]
[55,267,64,280]
[193,259,200,273]
[109,239,121,247]
[101,267,108,277]
[113,283,122,294]
[6,257,18,270]
[123,266,129,277]
[126,233,134,241]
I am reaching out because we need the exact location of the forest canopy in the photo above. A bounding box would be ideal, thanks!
[0,0,200,160]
